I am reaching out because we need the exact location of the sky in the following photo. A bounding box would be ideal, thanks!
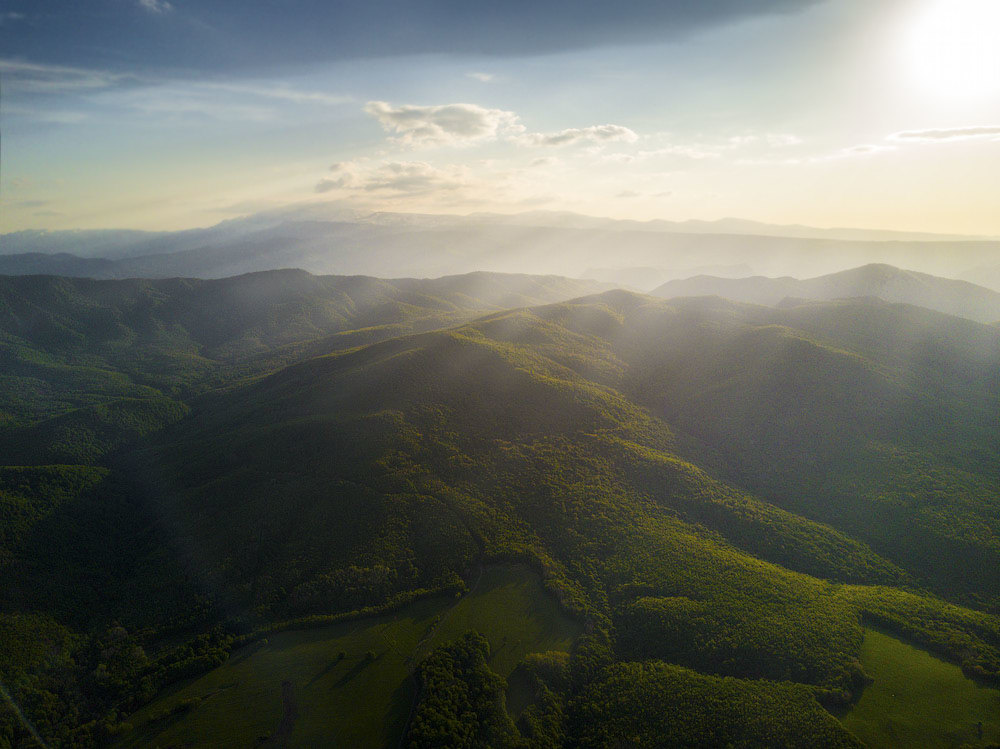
[1,0,999,235]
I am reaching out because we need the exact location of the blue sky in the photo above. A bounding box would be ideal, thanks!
[2,0,999,233]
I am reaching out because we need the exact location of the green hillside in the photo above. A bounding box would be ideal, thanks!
[118,565,579,748]
[3,283,999,747]
[0,270,609,463]
[842,629,1000,748]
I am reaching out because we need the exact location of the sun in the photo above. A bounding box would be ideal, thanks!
[901,0,1000,99]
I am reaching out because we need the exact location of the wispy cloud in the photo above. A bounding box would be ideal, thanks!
[121,87,275,121]
[637,145,721,160]
[466,72,495,83]
[518,124,638,147]
[889,126,1000,142]
[740,143,897,166]
[728,133,803,148]
[365,101,522,146]
[138,0,173,13]
[0,59,128,93]
[3,105,90,124]
[199,82,352,106]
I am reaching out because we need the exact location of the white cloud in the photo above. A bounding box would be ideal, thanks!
[364,101,522,146]
[466,72,495,83]
[138,0,173,13]
[360,161,469,194]
[519,124,638,147]
[889,126,1000,142]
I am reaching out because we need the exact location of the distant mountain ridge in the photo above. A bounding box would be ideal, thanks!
[3,206,998,283]
[652,263,1000,324]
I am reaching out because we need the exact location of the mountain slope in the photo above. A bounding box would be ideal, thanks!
[652,263,1000,323]
[0,269,611,462]
[4,284,1000,746]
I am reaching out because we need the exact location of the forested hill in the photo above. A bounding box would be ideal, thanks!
[0,269,610,462]
[139,290,1000,616]
[3,281,1000,746]
[652,263,1000,323]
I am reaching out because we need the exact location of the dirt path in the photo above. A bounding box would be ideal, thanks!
[264,680,298,747]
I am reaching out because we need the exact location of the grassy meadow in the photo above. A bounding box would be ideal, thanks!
[117,565,580,748]
[842,629,1000,748]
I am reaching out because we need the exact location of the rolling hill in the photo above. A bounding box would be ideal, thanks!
[2,278,999,747]
[653,263,1000,323]
[0,269,610,463]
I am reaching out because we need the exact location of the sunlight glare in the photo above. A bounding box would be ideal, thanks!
[901,0,1000,99]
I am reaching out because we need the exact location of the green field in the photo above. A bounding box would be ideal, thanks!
[841,629,1000,748]
[118,565,580,748]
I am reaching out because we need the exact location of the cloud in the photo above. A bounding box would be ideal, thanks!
[637,145,720,160]
[198,82,351,106]
[365,101,639,156]
[728,133,803,148]
[520,124,638,147]
[616,190,640,198]
[365,101,521,146]
[121,87,275,121]
[738,143,895,166]
[309,159,476,198]
[315,176,353,193]
[466,72,494,82]
[0,59,127,93]
[841,144,894,155]
[138,0,173,13]
[0,12,25,25]
[4,105,90,124]
[360,161,468,194]
[889,126,1000,142]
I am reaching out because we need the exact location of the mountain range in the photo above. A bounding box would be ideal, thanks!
[3,207,998,287]
[653,263,1000,324]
